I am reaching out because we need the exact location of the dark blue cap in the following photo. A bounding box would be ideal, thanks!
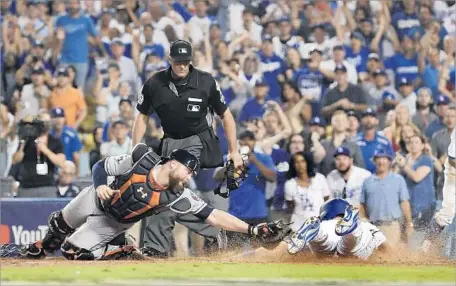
[111,38,124,46]
[398,77,411,86]
[51,107,65,118]
[436,94,451,105]
[56,67,69,77]
[362,107,377,117]
[373,148,394,160]
[334,64,347,73]
[309,46,323,54]
[311,23,326,31]
[309,116,326,127]
[368,53,380,61]
[373,69,387,77]
[350,31,365,44]
[346,110,359,120]
[31,66,45,74]
[334,146,351,158]
[361,18,373,25]
[382,91,396,101]
[262,34,273,42]
[277,16,290,24]
[255,78,268,87]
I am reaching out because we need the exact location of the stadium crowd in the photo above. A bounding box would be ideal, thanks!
[0,0,455,256]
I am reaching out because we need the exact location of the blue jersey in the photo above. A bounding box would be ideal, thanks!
[50,126,83,162]
[345,45,369,73]
[269,147,291,210]
[384,53,419,87]
[392,11,420,39]
[258,52,285,100]
[228,152,276,219]
[356,132,394,173]
[55,14,98,63]
[238,98,266,123]
[293,67,326,102]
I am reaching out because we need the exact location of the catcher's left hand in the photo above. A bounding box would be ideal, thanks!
[248,220,292,249]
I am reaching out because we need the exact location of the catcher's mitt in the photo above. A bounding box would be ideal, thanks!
[214,158,249,198]
[249,220,292,249]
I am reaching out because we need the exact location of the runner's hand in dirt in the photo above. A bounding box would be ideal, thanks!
[96,185,120,201]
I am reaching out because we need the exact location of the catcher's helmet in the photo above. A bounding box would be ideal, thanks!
[319,198,350,221]
[167,149,200,175]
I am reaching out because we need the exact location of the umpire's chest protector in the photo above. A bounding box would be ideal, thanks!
[102,152,182,224]
[149,69,210,138]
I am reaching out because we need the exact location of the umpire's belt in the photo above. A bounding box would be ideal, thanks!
[371,220,399,226]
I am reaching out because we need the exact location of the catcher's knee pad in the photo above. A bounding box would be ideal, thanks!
[42,211,74,252]
[61,240,95,260]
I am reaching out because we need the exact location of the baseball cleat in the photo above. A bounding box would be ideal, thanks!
[335,205,359,236]
[287,216,321,255]
[20,241,46,259]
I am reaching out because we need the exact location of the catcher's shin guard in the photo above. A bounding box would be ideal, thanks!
[41,211,75,253]
[61,240,95,260]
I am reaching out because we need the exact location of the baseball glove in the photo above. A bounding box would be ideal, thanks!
[214,158,249,198]
[249,220,292,249]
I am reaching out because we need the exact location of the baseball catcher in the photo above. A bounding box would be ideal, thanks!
[0,144,287,260]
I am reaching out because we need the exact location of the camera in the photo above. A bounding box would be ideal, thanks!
[17,119,46,141]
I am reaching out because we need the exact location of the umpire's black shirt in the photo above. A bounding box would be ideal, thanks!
[137,65,228,138]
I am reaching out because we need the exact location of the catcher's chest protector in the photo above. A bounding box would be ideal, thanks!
[103,152,182,224]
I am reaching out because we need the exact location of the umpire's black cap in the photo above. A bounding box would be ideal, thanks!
[168,149,200,175]
[170,40,193,62]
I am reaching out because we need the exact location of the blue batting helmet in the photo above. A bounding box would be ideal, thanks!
[319,198,350,221]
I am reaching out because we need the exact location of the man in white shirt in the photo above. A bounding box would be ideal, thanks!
[16,67,50,121]
[187,0,211,45]
[110,38,139,93]
[326,147,371,207]
[397,77,417,116]
[100,120,132,158]
[272,17,303,59]
[226,7,262,46]
[320,44,358,85]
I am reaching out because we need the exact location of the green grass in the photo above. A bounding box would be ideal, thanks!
[1,262,455,283]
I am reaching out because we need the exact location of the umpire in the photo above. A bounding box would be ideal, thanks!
[132,40,242,257]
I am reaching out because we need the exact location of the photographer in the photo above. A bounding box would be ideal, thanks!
[12,113,65,198]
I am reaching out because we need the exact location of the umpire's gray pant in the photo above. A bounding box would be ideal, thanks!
[142,135,222,254]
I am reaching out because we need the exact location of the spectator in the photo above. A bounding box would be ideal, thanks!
[412,87,438,132]
[272,17,303,59]
[394,134,436,231]
[15,67,50,121]
[397,77,417,115]
[48,68,87,130]
[346,110,361,140]
[319,44,358,85]
[364,69,398,114]
[257,36,286,101]
[397,123,421,155]
[326,146,371,207]
[283,47,304,81]
[281,80,312,134]
[321,64,368,121]
[49,108,83,174]
[12,113,65,197]
[221,131,276,245]
[0,101,19,177]
[431,106,456,167]
[66,65,79,89]
[99,120,132,158]
[391,0,420,40]
[425,94,451,139]
[93,63,122,124]
[89,126,103,171]
[383,104,415,151]
[420,47,441,97]
[54,0,102,90]
[318,110,365,176]
[357,108,394,173]
[344,32,370,78]
[56,161,81,198]
[102,98,134,142]
[110,39,138,92]
[285,151,330,231]
[384,33,420,89]
[187,0,211,46]
[293,47,328,116]
[238,78,269,124]
[287,133,305,155]
[360,148,413,245]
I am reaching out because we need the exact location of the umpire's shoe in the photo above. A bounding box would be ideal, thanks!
[20,241,46,259]
[288,216,321,254]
